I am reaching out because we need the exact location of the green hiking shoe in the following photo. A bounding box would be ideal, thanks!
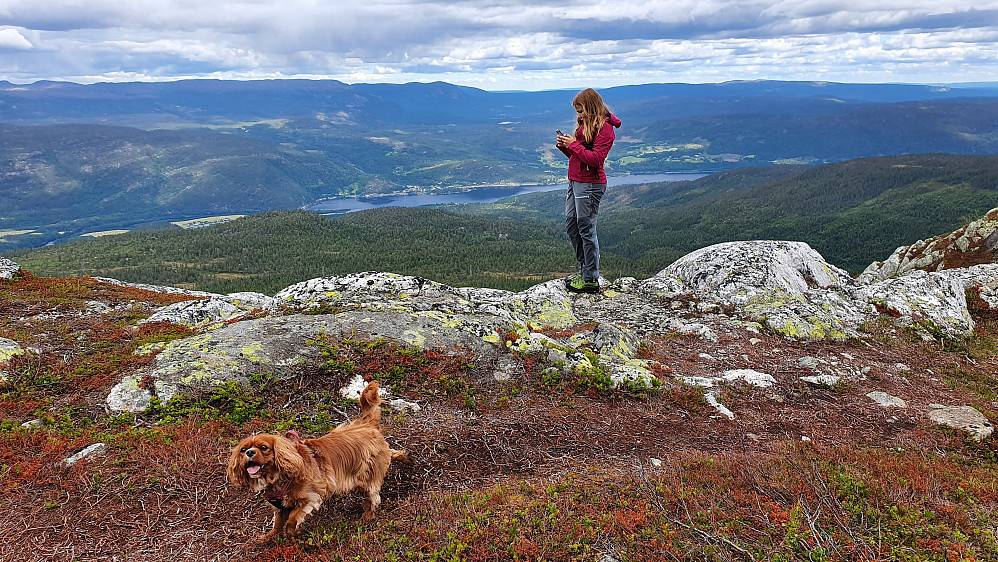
[566,273,583,287]
[567,277,601,293]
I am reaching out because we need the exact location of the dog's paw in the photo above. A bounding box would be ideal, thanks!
[256,530,278,543]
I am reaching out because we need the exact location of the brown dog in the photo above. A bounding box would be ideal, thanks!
[227,381,408,540]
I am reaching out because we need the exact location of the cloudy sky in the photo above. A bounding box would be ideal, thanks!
[1,0,997,90]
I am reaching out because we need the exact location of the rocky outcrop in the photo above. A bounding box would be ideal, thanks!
[859,207,998,283]
[0,257,19,279]
[140,292,273,330]
[855,269,975,338]
[272,272,577,328]
[6,211,996,437]
[93,233,998,413]
[640,241,875,340]
[105,273,634,412]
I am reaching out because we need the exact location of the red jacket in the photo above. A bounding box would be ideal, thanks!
[560,113,621,184]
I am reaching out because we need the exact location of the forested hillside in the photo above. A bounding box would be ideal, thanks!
[7,209,591,294]
[450,153,998,274]
[0,123,368,252]
[10,153,998,293]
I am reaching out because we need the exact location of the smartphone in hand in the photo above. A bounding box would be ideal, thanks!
[556,129,563,135]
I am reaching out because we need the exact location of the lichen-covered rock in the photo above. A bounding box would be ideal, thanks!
[108,309,507,412]
[62,443,108,467]
[654,241,873,340]
[667,241,856,298]
[107,374,178,412]
[859,207,998,283]
[493,354,525,381]
[140,298,249,330]
[506,332,556,354]
[0,337,20,381]
[607,361,658,389]
[274,272,577,329]
[928,406,994,441]
[0,257,20,280]
[589,323,641,362]
[800,374,840,387]
[274,272,446,310]
[500,280,577,329]
[855,269,974,338]
[0,337,24,363]
[636,271,687,299]
[222,292,275,310]
[943,264,998,309]
[705,392,735,420]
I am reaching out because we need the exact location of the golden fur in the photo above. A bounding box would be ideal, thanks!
[227,381,408,540]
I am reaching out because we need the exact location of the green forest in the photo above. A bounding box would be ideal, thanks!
[9,153,998,295]
[8,208,594,294]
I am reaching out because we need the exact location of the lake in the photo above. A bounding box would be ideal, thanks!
[306,173,709,213]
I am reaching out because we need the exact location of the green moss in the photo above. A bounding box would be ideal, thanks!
[145,380,265,424]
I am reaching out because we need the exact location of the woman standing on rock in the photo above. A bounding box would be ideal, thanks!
[557,88,621,293]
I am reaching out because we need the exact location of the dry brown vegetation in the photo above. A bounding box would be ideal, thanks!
[2,272,998,561]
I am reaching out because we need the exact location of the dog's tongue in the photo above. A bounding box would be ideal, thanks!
[246,465,261,475]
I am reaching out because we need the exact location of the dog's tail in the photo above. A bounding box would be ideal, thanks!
[358,380,382,427]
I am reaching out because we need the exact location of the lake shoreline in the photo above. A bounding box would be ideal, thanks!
[307,172,711,213]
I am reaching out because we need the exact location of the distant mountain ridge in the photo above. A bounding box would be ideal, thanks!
[3,79,997,126]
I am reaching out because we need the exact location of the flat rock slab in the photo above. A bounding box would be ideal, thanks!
[928,406,994,441]
[63,443,107,466]
[722,369,777,388]
[866,391,907,408]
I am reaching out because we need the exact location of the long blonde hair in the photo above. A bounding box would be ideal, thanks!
[573,88,609,144]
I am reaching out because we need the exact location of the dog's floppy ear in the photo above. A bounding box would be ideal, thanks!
[226,439,251,488]
[273,435,307,480]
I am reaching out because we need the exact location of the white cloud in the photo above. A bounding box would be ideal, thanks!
[0,27,33,50]
[1,1,997,87]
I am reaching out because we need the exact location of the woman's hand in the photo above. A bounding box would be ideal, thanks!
[556,133,574,148]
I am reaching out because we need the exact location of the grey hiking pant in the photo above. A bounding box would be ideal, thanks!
[566,180,606,282]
